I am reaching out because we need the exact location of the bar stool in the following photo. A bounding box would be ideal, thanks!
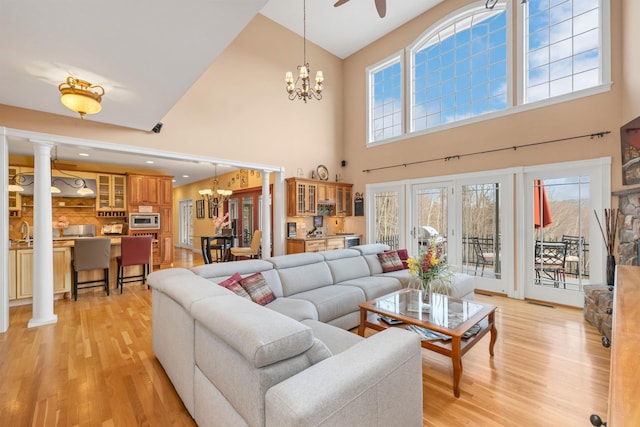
[117,235,153,293]
[72,237,111,301]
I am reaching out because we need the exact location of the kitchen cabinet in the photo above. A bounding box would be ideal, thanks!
[9,250,16,300]
[286,236,357,254]
[96,173,127,216]
[286,178,353,217]
[336,184,353,216]
[8,166,23,218]
[127,174,174,269]
[159,177,173,206]
[286,178,318,216]
[128,174,159,205]
[14,247,71,299]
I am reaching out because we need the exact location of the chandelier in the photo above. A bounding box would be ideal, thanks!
[199,165,233,208]
[285,0,323,102]
[58,76,105,118]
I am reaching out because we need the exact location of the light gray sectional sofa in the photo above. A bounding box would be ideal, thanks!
[148,244,475,426]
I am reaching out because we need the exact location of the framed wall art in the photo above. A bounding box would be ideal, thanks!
[196,199,205,219]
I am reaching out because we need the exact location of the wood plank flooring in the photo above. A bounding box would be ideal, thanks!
[0,248,610,426]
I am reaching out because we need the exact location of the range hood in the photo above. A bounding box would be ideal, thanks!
[19,175,97,198]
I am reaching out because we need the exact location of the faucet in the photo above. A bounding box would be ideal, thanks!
[20,220,30,243]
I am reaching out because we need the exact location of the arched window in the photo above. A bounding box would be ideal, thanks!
[409,4,508,132]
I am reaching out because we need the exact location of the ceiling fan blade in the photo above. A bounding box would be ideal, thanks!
[333,0,350,7]
[375,0,386,17]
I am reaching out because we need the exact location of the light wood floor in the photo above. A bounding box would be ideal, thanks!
[0,248,610,426]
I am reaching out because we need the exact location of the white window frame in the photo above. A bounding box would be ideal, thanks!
[517,0,611,107]
[366,50,404,145]
[407,1,511,133]
[365,0,611,148]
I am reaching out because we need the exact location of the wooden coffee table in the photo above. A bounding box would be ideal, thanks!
[358,289,497,397]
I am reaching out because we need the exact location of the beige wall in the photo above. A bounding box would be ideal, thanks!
[0,14,344,180]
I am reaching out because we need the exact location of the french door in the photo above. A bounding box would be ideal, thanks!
[178,199,194,249]
[522,159,610,306]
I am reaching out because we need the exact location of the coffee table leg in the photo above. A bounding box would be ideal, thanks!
[358,308,366,337]
[489,311,497,357]
[451,336,462,398]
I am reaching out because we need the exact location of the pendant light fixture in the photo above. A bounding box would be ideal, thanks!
[285,0,323,102]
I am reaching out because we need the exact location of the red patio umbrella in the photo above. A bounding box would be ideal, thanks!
[534,179,552,229]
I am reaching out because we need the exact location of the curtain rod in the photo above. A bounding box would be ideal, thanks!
[362,131,611,173]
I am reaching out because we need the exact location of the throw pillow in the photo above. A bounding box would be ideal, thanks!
[396,248,409,269]
[377,251,404,272]
[239,272,276,305]
[217,272,251,300]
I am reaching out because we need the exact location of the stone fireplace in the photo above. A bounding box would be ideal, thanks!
[615,188,640,265]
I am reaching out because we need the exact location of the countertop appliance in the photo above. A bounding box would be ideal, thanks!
[129,213,160,230]
[102,223,125,235]
[53,224,97,240]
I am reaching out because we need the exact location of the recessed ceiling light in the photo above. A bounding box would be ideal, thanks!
[78,153,89,157]
[172,179,176,183]
[146,160,154,164]
[182,175,189,178]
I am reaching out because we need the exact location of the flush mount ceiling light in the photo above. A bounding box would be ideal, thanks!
[58,76,105,119]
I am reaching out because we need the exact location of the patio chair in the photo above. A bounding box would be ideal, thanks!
[562,235,584,277]
[535,240,568,288]
[471,237,494,277]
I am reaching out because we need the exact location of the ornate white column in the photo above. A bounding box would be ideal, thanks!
[28,140,57,328]
[261,171,271,258]
[272,169,285,256]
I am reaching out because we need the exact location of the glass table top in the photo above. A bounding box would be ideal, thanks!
[371,289,490,331]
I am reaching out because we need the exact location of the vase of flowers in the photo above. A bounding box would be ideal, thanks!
[54,215,69,237]
[213,212,231,235]
[407,239,452,304]
[595,208,618,286]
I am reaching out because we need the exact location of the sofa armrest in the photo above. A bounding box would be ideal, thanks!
[265,328,422,427]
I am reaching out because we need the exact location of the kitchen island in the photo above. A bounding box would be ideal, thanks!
[8,238,150,306]
[286,234,361,254]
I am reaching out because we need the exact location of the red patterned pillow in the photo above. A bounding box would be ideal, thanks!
[239,272,276,305]
[396,249,409,269]
[217,272,251,300]
[377,251,404,272]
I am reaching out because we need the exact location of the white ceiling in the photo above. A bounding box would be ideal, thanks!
[2,0,441,184]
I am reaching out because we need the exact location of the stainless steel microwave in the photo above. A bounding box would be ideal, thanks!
[129,213,160,229]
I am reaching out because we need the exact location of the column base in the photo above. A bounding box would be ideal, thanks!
[28,314,58,328]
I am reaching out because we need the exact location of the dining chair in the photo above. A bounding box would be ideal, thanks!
[534,240,568,288]
[230,230,262,260]
[72,237,111,301]
[117,235,153,293]
[471,237,494,277]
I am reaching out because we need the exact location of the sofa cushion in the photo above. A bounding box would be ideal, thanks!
[191,259,274,280]
[218,272,251,299]
[288,285,365,324]
[191,295,314,368]
[338,276,403,300]
[396,248,409,269]
[378,251,404,272]
[326,255,372,283]
[266,297,318,322]
[148,268,230,311]
[301,319,364,355]
[351,243,391,255]
[268,253,334,296]
[240,272,276,305]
